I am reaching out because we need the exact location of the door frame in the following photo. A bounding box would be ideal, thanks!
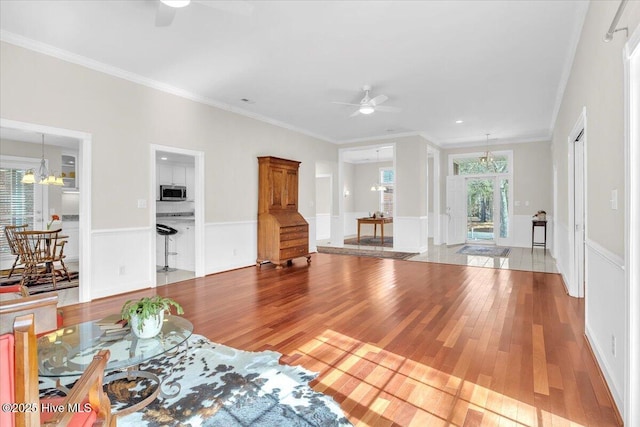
[1,118,92,302]
[624,25,640,427]
[464,175,509,245]
[567,108,587,298]
[150,144,205,283]
[447,151,513,246]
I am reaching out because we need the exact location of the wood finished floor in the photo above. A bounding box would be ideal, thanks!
[60,253,620,426]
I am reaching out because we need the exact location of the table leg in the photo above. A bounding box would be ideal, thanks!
[357,221,361,243]
[374,224,377,239]
[381,223,384,244]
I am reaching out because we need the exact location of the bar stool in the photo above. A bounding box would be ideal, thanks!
[157,223,178,272]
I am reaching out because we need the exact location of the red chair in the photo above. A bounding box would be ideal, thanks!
[0,314,112,426]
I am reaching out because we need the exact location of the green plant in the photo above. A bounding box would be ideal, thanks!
[120,296,184,331]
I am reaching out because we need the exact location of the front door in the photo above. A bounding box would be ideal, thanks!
[466,178,495,243]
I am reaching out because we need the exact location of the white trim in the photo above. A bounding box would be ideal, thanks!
[208,220,256,226]
[150,144,206,284]
[624,23,640,427]
[0,118,92,303]
[92,226,152,234]
[567,107,587,298]
[0,31,335,145]
[431,147,442,245]
[586,238,624,269]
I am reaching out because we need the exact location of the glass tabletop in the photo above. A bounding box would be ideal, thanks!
[37,315,193,377]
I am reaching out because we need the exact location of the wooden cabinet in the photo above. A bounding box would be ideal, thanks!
[257,156,311,268]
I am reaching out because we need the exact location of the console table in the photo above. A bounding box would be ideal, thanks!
[532,220,548,252]
[357,217,393,244]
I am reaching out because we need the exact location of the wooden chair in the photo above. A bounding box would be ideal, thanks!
[0,284,29,298]
[3,224,28,278]
[0,292,59,336]
[0,314,112,427]
[52,239,72,282]
[13,229,62,290]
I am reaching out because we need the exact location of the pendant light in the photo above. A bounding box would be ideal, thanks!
[21,134,64,186]
[370,149,387,192]
[479,133,494,165]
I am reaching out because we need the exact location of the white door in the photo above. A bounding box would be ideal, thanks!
[446,176,466,245]
[574,131,585,298]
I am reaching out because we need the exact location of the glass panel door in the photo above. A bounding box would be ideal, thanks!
[466,178,495,242]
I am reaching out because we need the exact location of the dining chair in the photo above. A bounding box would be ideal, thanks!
[3,224,28,278]
[52,239,72,282]
[13,229,62,290]
[0,313,112,426]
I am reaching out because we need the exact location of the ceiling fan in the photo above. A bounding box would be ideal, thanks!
[332,85,401,117]
[155,0,253,27]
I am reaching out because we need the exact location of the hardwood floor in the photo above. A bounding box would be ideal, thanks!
[60,253,620,426]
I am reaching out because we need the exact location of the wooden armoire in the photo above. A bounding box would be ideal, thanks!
[257,156,311,268]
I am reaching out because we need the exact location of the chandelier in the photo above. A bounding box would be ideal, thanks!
[370,149,387,192]
[21,134,64,186]
[479,133,494,165]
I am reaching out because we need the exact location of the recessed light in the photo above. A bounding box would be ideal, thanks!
[240,98,255,104]
[455,120,464,124]
[161,157,168,161]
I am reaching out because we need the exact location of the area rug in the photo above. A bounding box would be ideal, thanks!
[317,245,417,260]
[40,334,351,426]
[0,271,79,295]
[456,245,511,257]
[343,236,393,247]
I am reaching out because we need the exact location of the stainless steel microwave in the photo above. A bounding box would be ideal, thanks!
[160,185,187,201]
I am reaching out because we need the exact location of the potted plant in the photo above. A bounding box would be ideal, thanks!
[121,296,184,339]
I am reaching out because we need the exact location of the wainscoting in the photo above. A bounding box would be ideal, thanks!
[91,227,153,300]
[585,239,625,410]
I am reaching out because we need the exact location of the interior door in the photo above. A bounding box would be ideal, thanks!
[446,176,466,245]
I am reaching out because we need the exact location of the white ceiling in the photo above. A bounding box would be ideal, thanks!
[0,0,588,147]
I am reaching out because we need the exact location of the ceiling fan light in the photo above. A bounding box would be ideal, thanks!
[160,0,191,8]
[359,105,375,115]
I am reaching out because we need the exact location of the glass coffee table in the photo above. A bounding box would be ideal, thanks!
[38,315,193,416]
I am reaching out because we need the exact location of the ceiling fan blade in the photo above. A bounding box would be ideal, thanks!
[349,110,361,117]
[375,105,401,113]
[194,0,254,16]
[332,101,362,107]
[370,94,388,106]
[156,2,177,26]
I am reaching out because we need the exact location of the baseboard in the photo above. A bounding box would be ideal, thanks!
[583,334,624,426]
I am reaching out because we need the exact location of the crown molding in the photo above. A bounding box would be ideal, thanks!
[0,31,336,144]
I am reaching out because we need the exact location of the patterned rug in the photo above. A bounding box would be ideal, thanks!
[317,245,416,260]
[40,334,351,426]
[0,271,79,295]
[456,245,511,257]
[344,236,393,247]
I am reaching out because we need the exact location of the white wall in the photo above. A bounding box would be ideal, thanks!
[0,41,338,299]
[550,0,640,418]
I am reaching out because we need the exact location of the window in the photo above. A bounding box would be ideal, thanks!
[0,168,34,255]
[453,155,509,175]
[379,167,394,216]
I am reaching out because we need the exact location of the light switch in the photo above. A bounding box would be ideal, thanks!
[525,201,530,207]
[137,199,147,209]
[611,189,618,210]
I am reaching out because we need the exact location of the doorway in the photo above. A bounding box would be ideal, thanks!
[151,145,205,287]
[1,118,92,303]
[466,178,495,243]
